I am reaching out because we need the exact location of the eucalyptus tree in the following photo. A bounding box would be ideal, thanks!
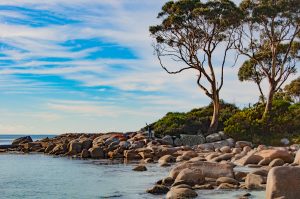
[149,0,242,134]
[234,0,300,119]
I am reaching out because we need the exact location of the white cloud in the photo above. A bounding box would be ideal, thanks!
[0,0,298,134]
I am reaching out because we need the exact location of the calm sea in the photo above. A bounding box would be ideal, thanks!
[0,135,265,198]
[0,134,56,145]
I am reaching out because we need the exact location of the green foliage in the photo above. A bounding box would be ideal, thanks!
[224,100,300,145]
[284,76,300,103]
[153,101,238,137]
[236,0,300,117]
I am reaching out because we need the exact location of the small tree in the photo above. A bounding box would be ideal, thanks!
[149,0,241,134]
[234,0,300,119]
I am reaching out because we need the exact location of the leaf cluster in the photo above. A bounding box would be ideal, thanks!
[224,100,300,145]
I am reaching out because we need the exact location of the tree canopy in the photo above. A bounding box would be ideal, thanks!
[149,0,242,133]
[235,0,300,118]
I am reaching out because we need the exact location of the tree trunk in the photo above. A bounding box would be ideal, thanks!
[263,86,275,120]
[208,92,220,134]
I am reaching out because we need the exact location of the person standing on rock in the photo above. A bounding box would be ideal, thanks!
[146,123,153,139]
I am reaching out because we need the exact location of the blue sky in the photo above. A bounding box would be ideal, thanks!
[0,0,298,134]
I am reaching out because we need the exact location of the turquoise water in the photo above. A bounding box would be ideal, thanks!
[0,134,265,198]
[0,154,170,199]
[0,154,265,199]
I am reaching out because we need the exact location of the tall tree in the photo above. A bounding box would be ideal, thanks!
[234,0,300,119]
[149,0,241,134]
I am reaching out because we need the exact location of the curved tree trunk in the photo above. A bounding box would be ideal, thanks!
[207,91,220,135]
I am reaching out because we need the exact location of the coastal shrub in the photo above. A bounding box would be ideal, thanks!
[224,100,300,145]
[152,101,239,137]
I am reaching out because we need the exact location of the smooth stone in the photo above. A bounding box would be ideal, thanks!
[133,165,147,171]
[266,166,300,199]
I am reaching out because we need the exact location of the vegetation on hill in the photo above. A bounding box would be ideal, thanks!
[224,100,300,145]
[152,101,238,138]
[150,76,300,145]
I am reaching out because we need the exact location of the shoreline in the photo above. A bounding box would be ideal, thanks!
[1,132,300,199]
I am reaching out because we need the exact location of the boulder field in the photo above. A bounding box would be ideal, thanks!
[2,132,300,199]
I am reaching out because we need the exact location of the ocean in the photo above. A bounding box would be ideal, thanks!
[0,134,55,145]
[0,135,265,199]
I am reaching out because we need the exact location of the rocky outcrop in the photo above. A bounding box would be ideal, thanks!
[12,136,33,146]
[256,149,293,163]
[266,166,300,199]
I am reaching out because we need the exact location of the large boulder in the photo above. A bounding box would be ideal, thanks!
[166,186,198,199]
[50,143,67,155]
[179,151,198,161]
[169,161,234,179]
[206,133,222,143]
[211,153,234,162]
[22,142,42,152]
[12,136,33,146]
[256,149,294,163]
[80,138,92,150]
[266,166,300,199]
[138,148,154,159]
[81,149,90,158]
[180,134,205,146]
[174,168,205,186]
[124,149,141,160]
[245,173,266,190]
[268,158,284,167]
[88,147,104,158]
[162,135,174,145]
[44,143,56,153]
[68,141,82,155]
[158,155,176,165]
[235,153,263,166]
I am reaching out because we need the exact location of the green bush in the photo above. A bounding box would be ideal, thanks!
[152,101,239,137]
[224,100,300,145]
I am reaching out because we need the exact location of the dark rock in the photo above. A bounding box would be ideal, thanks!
[12,136,33,146]
[146,185,169,195]
[133,165,147,171]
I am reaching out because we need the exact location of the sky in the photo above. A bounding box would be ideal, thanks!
[0,0,298,134]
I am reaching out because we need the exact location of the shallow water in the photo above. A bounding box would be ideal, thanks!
[0,154,266,199]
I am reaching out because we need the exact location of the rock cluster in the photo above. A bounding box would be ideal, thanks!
[3,133,300,199]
